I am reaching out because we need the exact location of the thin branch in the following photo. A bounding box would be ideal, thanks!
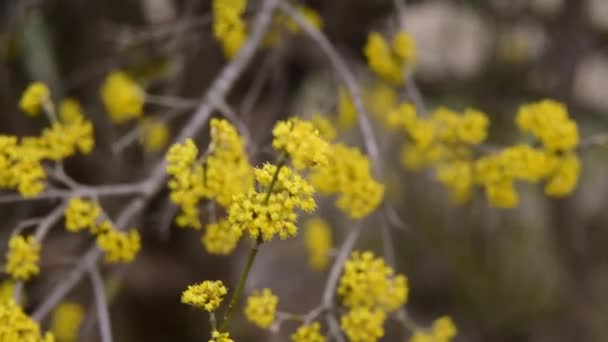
[0,182,147,204]
[216,99,252,148]
[88,265,113,342]
[326,312,346,342]
[32,0,280,321]
[144,93,198,109]
[279,2,383,177]
[322,223,363,306]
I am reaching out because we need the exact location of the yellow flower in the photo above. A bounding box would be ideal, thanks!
[545,153,580,196]
[337,251,408,312]
[364,32,403,85]
[166,139,206,229]
[311,114,337,141]
[58,98,84,124]
[213,0,248,59]
[96,224,141,264]
[181,280,227,312]
[340,307,386,342]
[100,70,144,124]
[436,161,473,202]
[201,219,241,255]
[50,301,84,342]
[338,88,357,129]
[0,299,55,342]
[387,102,416,130]
[457,108,489,144]
[210,330,234,342]
[409,316,457,342]
[244,288,278,329]
[0,280,15,304]
[291,322,326,342]
[364,31,416,85]
[229,164,315,241]
[516,99,579,152]
[272,117,329,170]
[19,82,50,116]
[365,82,400,127]
[140,118,169,152]
[310,144,384,218]
[5,235,40,281]
[304,217,333,270]
[205,119,253,207]
[392,31,416,64]
[64,197,101,232]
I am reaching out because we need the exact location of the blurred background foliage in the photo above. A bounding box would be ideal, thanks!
[3,0,608,341]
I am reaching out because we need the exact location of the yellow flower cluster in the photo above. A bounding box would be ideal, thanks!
[100,70,144,124]
[291,322,326,342]
[0,299,55,342]
[4,235,40,281]
[310,144,384,218]
[340,307,386,342]
[210,330,234,342]
[272,117,329,170]
[166,120,252,228]
[264,6,323,47]
[140,118,169,152]
[181,280,227,312]
[2,92,94,198]
[244,288,278,329]
[0,280,15,303]
[166,139,206,228]
[229,164,316,241]
[201,219,241,255]
[213,0,247,58]
[364,31,416,85]
[516,99,578,152]
[96,225,141,264]
[338,88,357,129]
[338,251,408,313]
[304,217,333,270]
[58,98,83,124]
[64,197,101,232]
[19,82,50,116]
[205,119,253,207]
[311,114,337,141]
[409,316,457,342]
[50,302,84,342]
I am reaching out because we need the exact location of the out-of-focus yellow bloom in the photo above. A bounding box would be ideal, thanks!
[0,280,15,303]
[304,217,333,270]
[338,88,357,129]
[95,224,141,264]
[365,82,400,127]
[201,219,241,255]
[0,299,55,342]
[545,153,580,196]
[516,99,579,152]
[5,235,40,281]
[100,70,144,124]
[364,31,416,85]
[210,330,234,342]
[436,161,473,202]
[166,139,206,229]
[311,114,337,141]
[140,119,169,152]
[205,119,253,207]
[213,0,247,58]
[229,164,316,241]
[340,307,386,342]
[58,98,83,124]
[409,316,457,342]
[264,6,323,48]
[50,301,84,342]
[291,322,326,342]
[181,280,227,312]
[337,251,408,312]
[272,117,329,170]
[310,144,384,218]
[244,288,278,329]
[64,198,101,232]
[19,82,50,116]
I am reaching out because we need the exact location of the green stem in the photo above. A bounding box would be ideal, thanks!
[42,99,57,123]
[219,157,285,332]
[219,238,260,332]
[209,312,217,332]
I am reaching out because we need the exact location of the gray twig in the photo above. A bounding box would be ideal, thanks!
[88,265,113,342]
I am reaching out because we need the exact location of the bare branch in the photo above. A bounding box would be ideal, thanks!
[88,265,113,342]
